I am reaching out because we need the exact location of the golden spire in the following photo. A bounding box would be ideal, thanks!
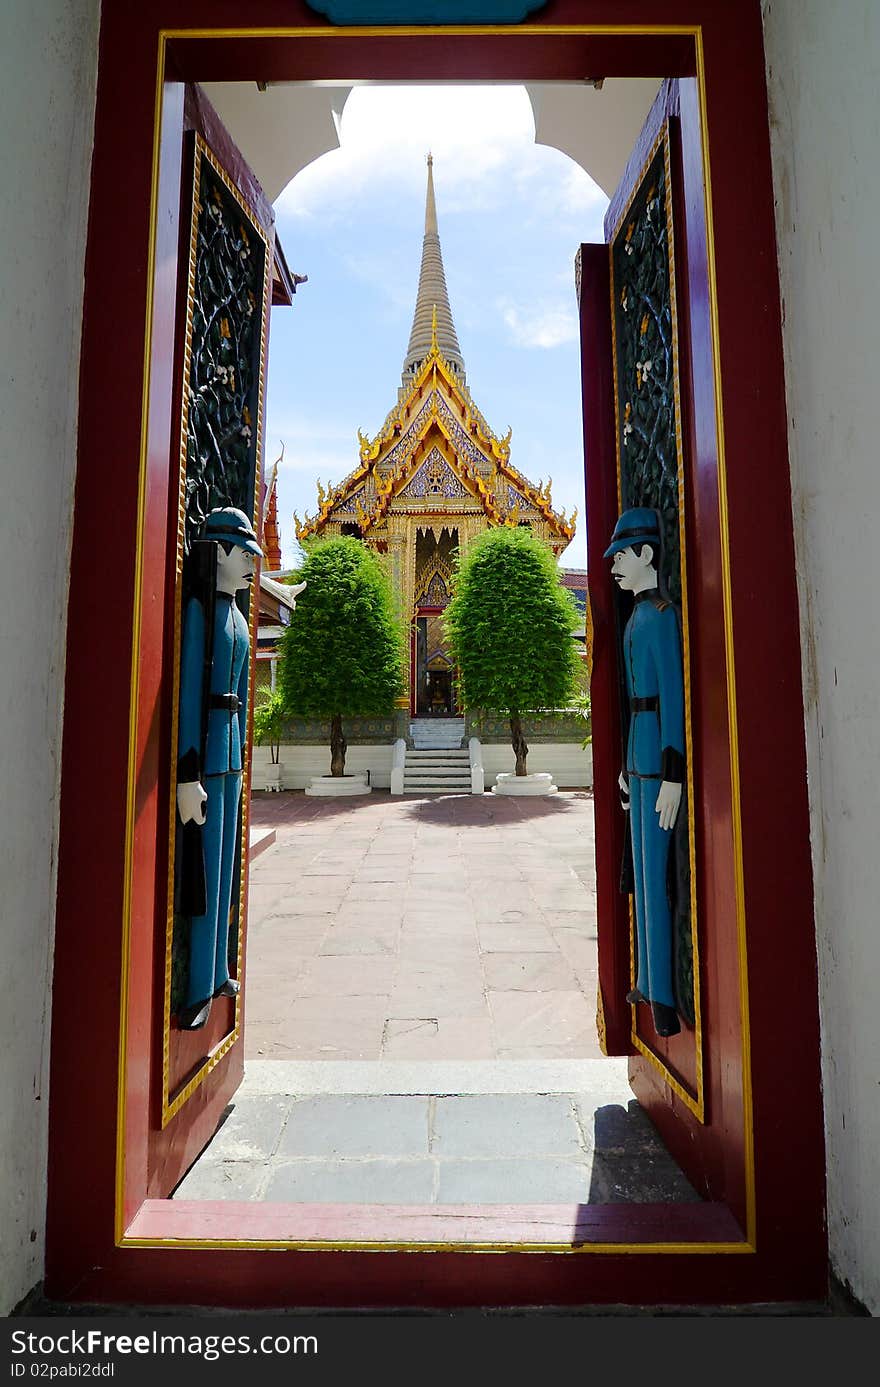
[402,155,465,384]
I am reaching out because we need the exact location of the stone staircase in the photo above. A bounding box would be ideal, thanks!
[404,718,471,794]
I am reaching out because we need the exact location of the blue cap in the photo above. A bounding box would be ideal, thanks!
[203,506,263,558]
[603,506,662,559]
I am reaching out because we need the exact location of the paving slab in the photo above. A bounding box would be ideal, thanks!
[199,1095,293,1163]
[265,1159,436,1204]
[482,951,581,993]
[381,1016,496,1060]
[386,985,488,1018]
[277,1095,430,1159]
[295,955,394,997]
[489,989,599,1049]
[173,1159,269,1201]
[588,1152,702,1203]
[584,1100,672,1156]
[436,1157,591,1205]
[246,793,603,1062]
[432,1094,584,1159]
[318,924,400,956]
[239,1058,630,1096]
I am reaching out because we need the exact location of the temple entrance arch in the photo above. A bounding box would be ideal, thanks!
[47,6,825,1310]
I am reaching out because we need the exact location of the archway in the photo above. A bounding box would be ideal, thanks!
[47,6,825,1310]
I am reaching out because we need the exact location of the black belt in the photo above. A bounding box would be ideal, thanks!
[210,693,242,712]
[631,696,659,712]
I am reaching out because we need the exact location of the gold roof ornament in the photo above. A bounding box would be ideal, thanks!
[294,159,575,551]
[401,156,465,385]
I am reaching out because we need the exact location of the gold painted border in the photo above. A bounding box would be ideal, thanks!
[114,19,756,1255]
[607,120,704,1122]
[694,29,756,1245]
[120,1233,751,1255]
[115,31,170,1244]
[160,132,273,1126]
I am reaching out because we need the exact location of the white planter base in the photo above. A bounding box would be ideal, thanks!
[492,772,558,797]
[263,764,284,792]
[305,773,372,797]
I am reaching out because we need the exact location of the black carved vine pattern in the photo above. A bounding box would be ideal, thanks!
[171,144,267,1016]
[612,141,681,605]
[611,134,695,1027]
[183,146,266,556]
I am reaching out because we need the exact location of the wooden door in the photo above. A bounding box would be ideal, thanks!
[145,85,277,1200]
[580,77,750,1215]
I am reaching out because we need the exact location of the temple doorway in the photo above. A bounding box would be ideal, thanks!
[414,525,459,716]
[46,10,827,1310]
[171,80,691,1218]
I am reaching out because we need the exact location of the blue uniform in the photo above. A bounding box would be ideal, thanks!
[622,590,685,1009]
[178,590,250,1009]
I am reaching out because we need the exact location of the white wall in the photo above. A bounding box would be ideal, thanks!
[251,743,592,793]
[763,0,880,1314]
[0,0,99,1314]
[251,744,394,790]
[201,83,348,204]
[481,743,593,790]
[526,80,661,197]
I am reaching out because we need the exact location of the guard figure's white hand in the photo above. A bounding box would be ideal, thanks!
[177,780,208,826]
[655,780,682,832]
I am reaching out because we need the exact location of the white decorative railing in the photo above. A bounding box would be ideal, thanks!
[390,738,407,795]
[468,737,485,795]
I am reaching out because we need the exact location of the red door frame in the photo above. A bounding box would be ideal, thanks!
[47,1,826,1307]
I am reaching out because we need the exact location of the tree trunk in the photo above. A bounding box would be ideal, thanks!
[330,713,347,777]
[510,711,529,777]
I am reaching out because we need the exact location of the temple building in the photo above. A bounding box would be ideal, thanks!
[255,452,298,688]
[295,156,578,717]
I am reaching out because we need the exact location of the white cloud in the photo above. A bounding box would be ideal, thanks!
[497,296,579,350]
[264,416,358,475]
[340,251,414,315]
[275,86,541,221]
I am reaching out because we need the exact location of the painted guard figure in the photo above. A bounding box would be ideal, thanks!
[175,506,261,1030]
[605,507,685,1037]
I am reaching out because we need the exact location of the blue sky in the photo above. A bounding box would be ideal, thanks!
[265,86,609,571]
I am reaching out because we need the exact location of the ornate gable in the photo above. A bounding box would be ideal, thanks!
[399,447,470,501]
[294,158,577,552]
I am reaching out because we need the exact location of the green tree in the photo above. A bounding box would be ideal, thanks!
[444,527,581,775]
[252,684,286,765]
[278,536,404,776]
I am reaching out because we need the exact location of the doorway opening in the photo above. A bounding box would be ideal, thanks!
[46,11,828,1310]
[133,35,738,1259]
[169,76,695,1215]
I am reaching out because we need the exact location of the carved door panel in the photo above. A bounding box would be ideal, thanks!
[147,86,276,1197]
[579,78,748,1209]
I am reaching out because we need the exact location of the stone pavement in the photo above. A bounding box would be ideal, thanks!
[174,1065,701,1205]
[174,791,700,1206]
[244,790,601,1062]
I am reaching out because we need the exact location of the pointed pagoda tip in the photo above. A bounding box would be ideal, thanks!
[402,153,464,383]
[424,153,438,236]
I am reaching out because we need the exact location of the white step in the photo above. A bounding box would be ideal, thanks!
[403,783,471,794]
[403,727,471,793]
[409,718,465,751]
[405,764,470,771]
[405,754,469,765]
[410,719,465,729]
[405,765,471,776]
[411,733,464,743]
[404,775,471,784]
